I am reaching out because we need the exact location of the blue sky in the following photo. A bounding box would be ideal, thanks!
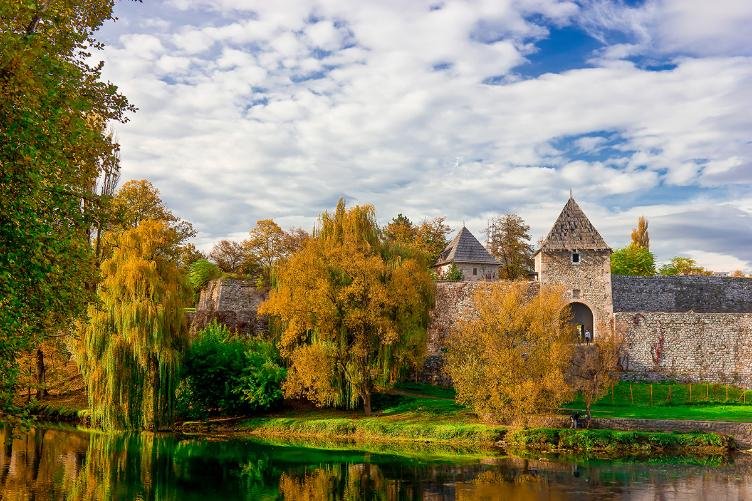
[97,0,752,271]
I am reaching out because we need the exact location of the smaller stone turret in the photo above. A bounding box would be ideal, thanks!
[434,226,499,281]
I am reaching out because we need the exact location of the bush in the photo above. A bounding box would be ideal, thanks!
[188,258,221,291]
[177,322,286,419]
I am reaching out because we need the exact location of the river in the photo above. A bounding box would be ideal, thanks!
[0,426,750,500]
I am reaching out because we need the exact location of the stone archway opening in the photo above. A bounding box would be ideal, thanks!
[568,302,593,343]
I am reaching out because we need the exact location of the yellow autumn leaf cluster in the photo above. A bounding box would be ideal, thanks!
[445,282,576,425]
[260,200,434,415]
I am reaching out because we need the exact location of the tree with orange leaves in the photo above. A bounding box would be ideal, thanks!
[260,200,433,415]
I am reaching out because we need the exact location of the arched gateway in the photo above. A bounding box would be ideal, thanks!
[568,302,593,342]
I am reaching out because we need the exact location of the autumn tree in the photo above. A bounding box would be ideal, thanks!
[384,214,417,244]
[414,217,452,265]
[486,214,534,279]
[567,332,623,422]
[260,200,434,415]
[630,216,650,250]
[111,179,195,242]
[244,220,308,287]
[658,257,710,276]
[75,220,191,430]
[0,1,132,413]
[445,282,575,424]
[209,239,247,273]
[611,244,656,276]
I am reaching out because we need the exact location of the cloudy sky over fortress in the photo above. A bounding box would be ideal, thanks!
[98,0,752,271]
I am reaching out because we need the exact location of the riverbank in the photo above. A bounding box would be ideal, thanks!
[26,382,748,456]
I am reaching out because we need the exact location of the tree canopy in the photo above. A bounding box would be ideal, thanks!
[445,282,575,424]
[611,244,656,276]
[75,220,191,430]
[260,199,434,415]
[658,256,710,276]
[0,0,132,414]
[630,216,650,250]
[486,214,534,279]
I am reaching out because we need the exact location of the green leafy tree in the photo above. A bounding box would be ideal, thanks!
[188,258,222,291]
[0,0,132,414]
[611,244,656,276]
[260,199,434,415]
[658,256,710,276]
[76,220,191,430]
[486,214,533,279]
[415,217,452,264]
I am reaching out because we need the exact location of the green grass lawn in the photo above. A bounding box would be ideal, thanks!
[239,383,503,445]
[564,381,752,422]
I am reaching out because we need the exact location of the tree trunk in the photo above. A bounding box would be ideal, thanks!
[363,390,372,416]
[36,349,47,399]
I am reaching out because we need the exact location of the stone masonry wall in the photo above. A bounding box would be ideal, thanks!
[613,275,752,313]
[421,281,540,385]
[190,278,268,336]
[538,249,613,337]
[616,311,752,387]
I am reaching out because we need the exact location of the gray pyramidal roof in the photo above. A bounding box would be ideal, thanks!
[538,197,610,252]
[434,226,499,266]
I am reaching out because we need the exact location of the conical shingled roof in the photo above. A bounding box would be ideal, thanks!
[538,197,610,252]
[434,226,499,267]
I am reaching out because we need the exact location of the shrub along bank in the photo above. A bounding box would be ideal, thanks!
[504,428,731,455]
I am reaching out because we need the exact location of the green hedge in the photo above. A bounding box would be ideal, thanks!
[505,428,730,453]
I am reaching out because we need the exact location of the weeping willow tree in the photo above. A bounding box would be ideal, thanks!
[260,199,434,415]
[76,220,191,430]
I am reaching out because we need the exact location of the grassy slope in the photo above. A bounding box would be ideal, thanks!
[238,382,745,449]
[240,384,504,445]
[564,381,752,422]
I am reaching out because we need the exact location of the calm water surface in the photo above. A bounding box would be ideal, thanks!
[1,426,751,500]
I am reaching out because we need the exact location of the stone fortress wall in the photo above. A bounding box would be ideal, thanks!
[190,279,268,336]
[194,276,752,388]
[422,276,752,387]
[613,275,752,387]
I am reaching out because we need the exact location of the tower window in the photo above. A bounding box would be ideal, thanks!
[473,267,478,275]
[571,251,581,264]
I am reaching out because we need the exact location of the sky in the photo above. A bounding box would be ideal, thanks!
[96,0,752,272]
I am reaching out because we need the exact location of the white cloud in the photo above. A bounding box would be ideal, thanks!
[95,0,752,271]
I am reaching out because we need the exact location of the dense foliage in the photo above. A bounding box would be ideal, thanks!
[76,220,191,430]
[260,199,435,415]
[0,0,132,413]
[178,322,285,419]
[486,214,534,279]
[567,332,623,420]
[445,282,575,424]
[188,258,222,291]
[611,244,656,276]
[659,256,710,276]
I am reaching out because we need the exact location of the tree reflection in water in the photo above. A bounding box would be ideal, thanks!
[1,426,751,500]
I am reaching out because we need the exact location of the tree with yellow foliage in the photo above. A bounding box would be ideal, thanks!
[76,220,191,430]
[567,331,623,423]
[260,200,434,415]
[445,282,575,424]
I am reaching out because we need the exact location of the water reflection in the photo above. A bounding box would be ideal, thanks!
[0,426,751,500]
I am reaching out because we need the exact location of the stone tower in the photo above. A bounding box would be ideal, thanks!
[534,196,613,337]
